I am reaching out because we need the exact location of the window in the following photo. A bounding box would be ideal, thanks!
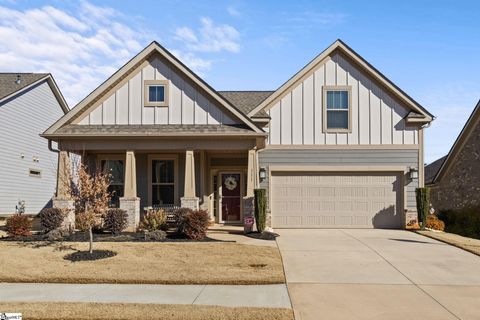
[323,86,351,132]
[151,159,176,205]
[101,159,124,208]
[144,80,169,106]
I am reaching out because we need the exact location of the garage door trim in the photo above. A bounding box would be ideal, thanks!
[268,165,407,229]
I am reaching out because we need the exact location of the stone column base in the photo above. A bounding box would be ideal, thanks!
[181,197,199,210]
[53,198,75,232]
[120,197,140,231]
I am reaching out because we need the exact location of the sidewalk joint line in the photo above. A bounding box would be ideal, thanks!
[191,284,207,305]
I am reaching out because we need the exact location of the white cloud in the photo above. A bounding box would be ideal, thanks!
[174,17,240,53]
[0,1,148,106]
[170,49,212,76]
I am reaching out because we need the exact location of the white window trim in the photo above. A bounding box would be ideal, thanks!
[322,85,352,133]
[144,80,169,107]
[147,154,179,206]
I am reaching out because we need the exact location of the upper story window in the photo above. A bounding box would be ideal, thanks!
[144,80,169,107]
[323,86,351,132]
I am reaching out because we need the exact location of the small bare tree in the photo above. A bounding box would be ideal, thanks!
[73,164,111,254]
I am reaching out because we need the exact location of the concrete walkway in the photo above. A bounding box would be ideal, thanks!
[0,283,291,308]
[277,229,480,320]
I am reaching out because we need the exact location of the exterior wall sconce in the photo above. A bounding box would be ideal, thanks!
[409,167,419,179]
[259,167,267,181]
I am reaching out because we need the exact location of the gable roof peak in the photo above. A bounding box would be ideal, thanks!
[247,39,434,121]
[43,40,263,136]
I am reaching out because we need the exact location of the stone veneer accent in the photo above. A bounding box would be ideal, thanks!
[120,197,140,230]
[430,120,480,211]
[181,197,199,210]
[53,198,75,231]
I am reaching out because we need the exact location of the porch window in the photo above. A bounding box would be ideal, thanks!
[101,159,124,208]
[152,159,175,205]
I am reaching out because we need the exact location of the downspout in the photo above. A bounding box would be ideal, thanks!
[48,139,59,153]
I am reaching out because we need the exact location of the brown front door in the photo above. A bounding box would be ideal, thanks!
[220,173,241,222]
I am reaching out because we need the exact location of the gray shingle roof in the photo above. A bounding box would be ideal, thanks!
[219,91,273,118]
[43,124,266,137]
[0,73,49,101]
[425,155,447,185]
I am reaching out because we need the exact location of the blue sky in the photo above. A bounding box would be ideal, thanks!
[0,0,479,162]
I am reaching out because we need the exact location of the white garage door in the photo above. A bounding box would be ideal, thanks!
[271,172,402,228]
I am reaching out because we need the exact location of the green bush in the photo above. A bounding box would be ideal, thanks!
[38,208,65,232]
[437,206,480,239]
[177,209,210,240]
[254,189,267,232]
[104,208,128,235]
[415,187,430,230]
[5,213,32,237]
[140,209,167,232]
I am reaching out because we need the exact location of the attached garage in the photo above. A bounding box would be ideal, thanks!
[271,171,404,229]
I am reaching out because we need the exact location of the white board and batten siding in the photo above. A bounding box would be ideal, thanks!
[0,81,65,215]
[266,52,418,146]
[78,57,239,126]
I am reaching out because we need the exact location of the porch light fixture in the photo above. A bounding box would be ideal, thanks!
[409,167,419,179]
[259,167,267,181]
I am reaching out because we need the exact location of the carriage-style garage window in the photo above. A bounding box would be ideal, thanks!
[144,80,169,107]
[323,86,352,132]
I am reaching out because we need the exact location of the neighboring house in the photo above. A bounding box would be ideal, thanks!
[42,39,433,229]
[426,100,480,211]
[0,73,69,215]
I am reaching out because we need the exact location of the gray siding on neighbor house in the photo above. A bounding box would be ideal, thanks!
[258,148,419,209]
[0,81,65,215]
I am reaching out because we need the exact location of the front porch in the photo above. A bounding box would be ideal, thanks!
[55,143,260,229]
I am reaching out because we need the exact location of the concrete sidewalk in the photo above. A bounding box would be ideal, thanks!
[0,283,291,308]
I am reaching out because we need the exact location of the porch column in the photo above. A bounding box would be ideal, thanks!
[120,150,140,230]
[53,150,75,231]
[243,149,258,232]
[181,150,199,210]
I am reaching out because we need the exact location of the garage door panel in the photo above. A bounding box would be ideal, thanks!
[271,172,402,229]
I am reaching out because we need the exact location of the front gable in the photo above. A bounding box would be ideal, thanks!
[251,40,433,146]
[76,54,239,126]
[44,42,262,137]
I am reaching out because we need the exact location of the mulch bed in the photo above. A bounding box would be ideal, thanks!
[64,250,117,262]
[0,230,233,243]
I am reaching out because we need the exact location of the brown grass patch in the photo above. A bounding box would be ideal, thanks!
[0,241,284,284]
[417,230,480,256]
[0,302,293,320]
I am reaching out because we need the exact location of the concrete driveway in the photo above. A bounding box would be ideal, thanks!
[276,229,480,320]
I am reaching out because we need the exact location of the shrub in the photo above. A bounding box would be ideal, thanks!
[254,189,267,232]
[104,208,128,235]
[174,207,193,234]
[425,214,445,231]
[177,209,210,240]
[415,187,430,230]
[5,214,32,237]
[38,208,65,232]
[144,230,167,241]
[438,206,480,239]
[140,209,167,232]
